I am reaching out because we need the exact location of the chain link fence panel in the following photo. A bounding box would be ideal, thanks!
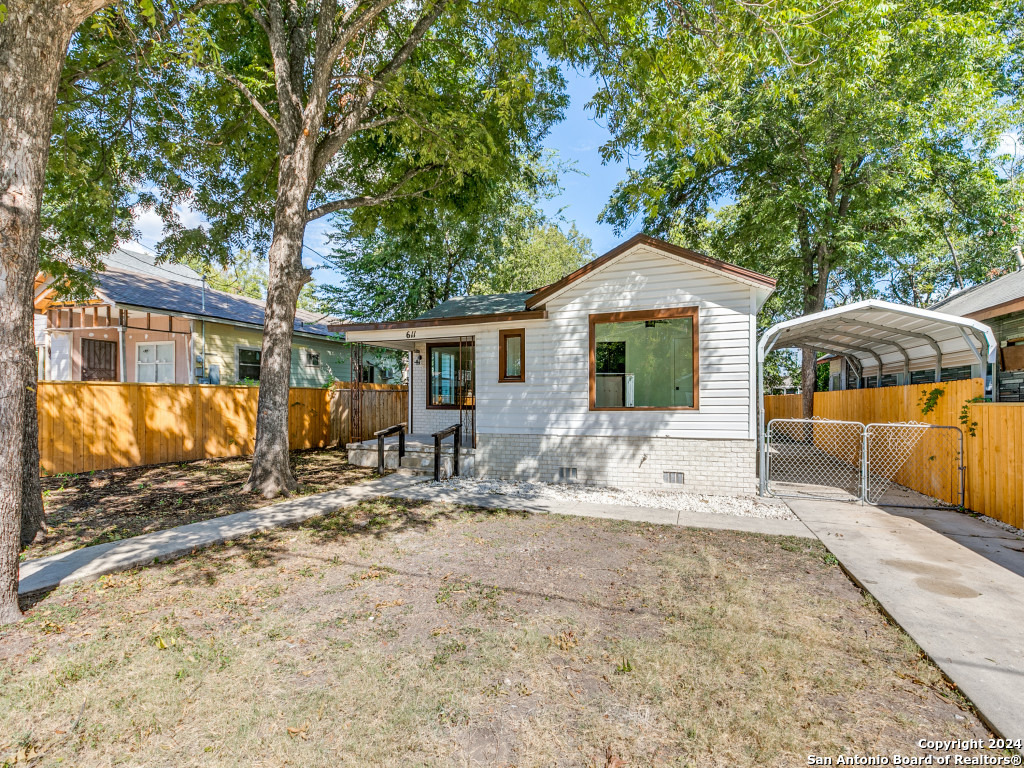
[765,418,865,501]
[764,418,963,508]
[865,423,964,508]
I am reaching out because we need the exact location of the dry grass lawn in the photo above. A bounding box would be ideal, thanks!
[1,498,991,767]
[30,450,373,561]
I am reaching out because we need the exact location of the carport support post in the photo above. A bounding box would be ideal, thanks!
[757,336,768,496]
[860,427,869,503]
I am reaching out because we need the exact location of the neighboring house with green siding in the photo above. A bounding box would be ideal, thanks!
[34,245,397,386]
[200,320,377,386]
[929,265,1024,402]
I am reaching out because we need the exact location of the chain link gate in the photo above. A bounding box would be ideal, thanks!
[765,418,865,501]
[864,423,964,508]
[764,418,964,508]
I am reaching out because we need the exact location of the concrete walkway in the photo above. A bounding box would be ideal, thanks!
[18,472,427,595]
[21,474,812,596]
[787,498,1024,741]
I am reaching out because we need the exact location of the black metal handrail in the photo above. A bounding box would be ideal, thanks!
[431,424,461,482]
[373,422,407,474]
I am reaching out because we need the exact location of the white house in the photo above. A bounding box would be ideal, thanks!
[333,234,776,495]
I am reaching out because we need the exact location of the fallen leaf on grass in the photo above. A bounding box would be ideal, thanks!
[287,722,310,740]
[10,744,43,764]
[549,630,579,651]
[604,745,625,768]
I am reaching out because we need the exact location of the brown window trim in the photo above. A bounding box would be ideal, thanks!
[588,306,699,411]
[426,341,475,410]
[498,328,525,382]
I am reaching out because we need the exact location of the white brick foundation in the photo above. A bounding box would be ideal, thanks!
[474,433,756,496]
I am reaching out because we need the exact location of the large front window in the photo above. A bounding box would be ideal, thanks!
[590,309,698,409]
[428,343,474,409]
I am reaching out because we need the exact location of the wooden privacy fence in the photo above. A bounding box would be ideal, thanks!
[37,381,407,475]
[764,379,1024,528]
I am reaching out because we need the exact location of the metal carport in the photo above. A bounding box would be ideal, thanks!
[756,300,999,499]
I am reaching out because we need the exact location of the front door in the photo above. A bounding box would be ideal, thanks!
[426,340,475,445]
[81,338,118,381]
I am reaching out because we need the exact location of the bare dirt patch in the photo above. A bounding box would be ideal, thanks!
[29,450,373,561]
[1,499,993,767]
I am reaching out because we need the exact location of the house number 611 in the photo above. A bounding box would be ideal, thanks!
[405,330,416,339]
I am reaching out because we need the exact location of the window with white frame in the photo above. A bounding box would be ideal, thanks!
[304,348,321,367]
[236,346,261,382]
[137,341,175,383]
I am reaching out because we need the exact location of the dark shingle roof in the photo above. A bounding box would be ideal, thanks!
[415,291,535,320]
[103,245,205,286]
[930,270,1024,317]
[96,269,336,337]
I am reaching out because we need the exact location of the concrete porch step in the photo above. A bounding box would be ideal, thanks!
[347,444,474,478]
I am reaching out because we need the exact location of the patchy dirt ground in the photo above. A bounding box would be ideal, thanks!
[30,451,373,561]
[1,498,993,767]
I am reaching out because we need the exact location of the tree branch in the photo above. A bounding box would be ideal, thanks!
[356,114,402,131]
[373,0,448,84]
[305,166,441,221]
[261,0,303,135]
[218,71,280,137]
[310,0,446,180]
[324,0,399,72]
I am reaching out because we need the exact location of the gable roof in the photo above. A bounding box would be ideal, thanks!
[94,268,337,338]
[524,233,776,309]
[929,269,1024,321]
[103,244,206,286]
[330,234,775,334]
[415,291,535,320]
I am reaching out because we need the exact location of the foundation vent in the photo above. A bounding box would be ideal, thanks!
[558,467,578,482]
[663,471,685,485]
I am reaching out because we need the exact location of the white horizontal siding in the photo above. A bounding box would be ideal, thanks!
[353,244,760,441]
[474,246,756,440]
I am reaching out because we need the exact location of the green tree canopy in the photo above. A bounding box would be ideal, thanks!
[586,0,1018,401]
[475,222,593,295]
[602,0,1016,312]
[320,155,592,321]
[39,2,188,301]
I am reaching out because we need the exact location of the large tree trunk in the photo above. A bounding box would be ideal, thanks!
[22,376,45,545]
[799,253,830,420]
[243,175,312,498]
[0,0,109,624]
[0,2,70,623]
[801,346,817,421]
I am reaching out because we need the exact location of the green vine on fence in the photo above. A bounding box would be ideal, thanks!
[918,387,945,416]
[960,395,987,437]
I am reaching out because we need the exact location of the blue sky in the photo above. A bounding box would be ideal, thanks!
[534,68,641,254]
[135,67,641,286]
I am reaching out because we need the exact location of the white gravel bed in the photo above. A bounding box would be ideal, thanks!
[975,513,1024,539]
[430,477,797,521]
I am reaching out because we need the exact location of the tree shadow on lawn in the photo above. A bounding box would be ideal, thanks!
[20,496,665,629]
[31,449,374,561]
[148,497,674,625]
[17,496,525,612]
[158,497,530,590]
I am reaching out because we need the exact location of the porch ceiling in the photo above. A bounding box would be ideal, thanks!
[758,300,997,378]
[349,336,475,352]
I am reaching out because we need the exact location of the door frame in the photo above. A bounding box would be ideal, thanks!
[80,337,119,382]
